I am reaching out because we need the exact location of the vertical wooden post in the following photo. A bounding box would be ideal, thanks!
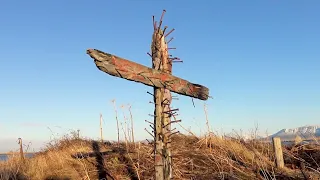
[128,105,135,146]
[77,129,80,138]
[100,113,103,143]
[154,87,164,179]
[152,26,165,179]
[152,11,173,179]
[160,34,173,180]
[272,137,284,169]
[18,138,24,162]
[112,100,120,147]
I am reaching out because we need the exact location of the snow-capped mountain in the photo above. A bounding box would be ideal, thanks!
[268,125,320,141]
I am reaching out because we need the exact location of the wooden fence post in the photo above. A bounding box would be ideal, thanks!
[272,137,284,169]
[77,129,80,138]
[18,138,25,162]
[151,10,175,179]
[100,113,104,143]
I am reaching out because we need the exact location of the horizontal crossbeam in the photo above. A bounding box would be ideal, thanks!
[87,49,209,100]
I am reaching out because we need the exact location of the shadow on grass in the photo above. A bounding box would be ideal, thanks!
[71,141,115,180]
[71,141,140,180]
[115,147,139,180]
[92,141,114,180]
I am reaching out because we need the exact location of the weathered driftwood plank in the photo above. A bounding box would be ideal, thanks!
[87,49,209,100]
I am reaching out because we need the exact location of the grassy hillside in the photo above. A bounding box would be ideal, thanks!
[0,132,319,180]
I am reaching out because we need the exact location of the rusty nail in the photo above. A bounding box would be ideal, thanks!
[168,131,180,137]
[167,37,174,44]
[163,108,179,113]
[149,101,155,104]
[165,128,177,134]
[163,120,182,128]
[145,120,154,125]
[160,10,166,23]
[172,60,183,63]
[147,91,154,96]
[152,16,156,30]
[144,128,154,138]
[154,21,157,31]
[165,28,175,38]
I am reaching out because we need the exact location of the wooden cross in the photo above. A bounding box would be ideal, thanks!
[87,10,209,180]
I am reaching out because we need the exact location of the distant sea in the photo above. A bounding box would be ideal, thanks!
[0,153,35,161]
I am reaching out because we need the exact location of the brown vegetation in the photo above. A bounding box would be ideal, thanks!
[0,132,319,180]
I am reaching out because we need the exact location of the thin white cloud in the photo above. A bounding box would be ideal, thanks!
[19,122,46,127]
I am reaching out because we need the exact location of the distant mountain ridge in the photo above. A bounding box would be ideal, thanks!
[268,125,320,141]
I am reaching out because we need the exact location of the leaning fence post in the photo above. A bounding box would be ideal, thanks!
[272,137,284,169]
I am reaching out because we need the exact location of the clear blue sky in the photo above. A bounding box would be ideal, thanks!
[0,1,319,150]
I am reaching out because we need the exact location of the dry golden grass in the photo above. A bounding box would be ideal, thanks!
[1,132,319,180]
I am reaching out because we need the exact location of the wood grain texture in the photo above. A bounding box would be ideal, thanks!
[153,87,164,180]
[87,49,209,100]
[152,29,166,180]
[272,137,284,169]
[152,28,172,180]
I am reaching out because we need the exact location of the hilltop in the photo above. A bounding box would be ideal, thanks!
[0,132,319,180]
